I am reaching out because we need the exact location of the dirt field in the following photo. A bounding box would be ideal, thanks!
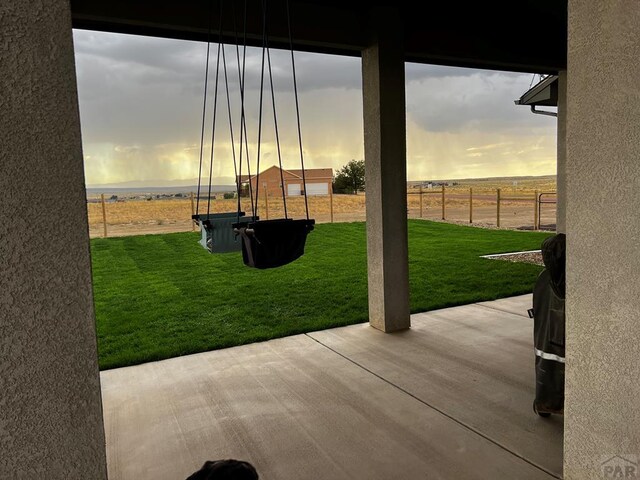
[87,177,557,238]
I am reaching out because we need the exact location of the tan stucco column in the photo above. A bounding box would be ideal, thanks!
[564,2,640,479]
[556,70,567,234]
[361,8,410,332]
[0,1,107,478]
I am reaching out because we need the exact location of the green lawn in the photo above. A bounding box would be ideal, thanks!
[91,220,551,370]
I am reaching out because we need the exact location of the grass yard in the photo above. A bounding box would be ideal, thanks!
[92,220,551,369]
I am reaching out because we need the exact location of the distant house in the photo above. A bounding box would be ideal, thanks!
[238,165,333,197]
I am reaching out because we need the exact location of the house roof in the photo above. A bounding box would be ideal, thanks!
[515,75,559,107]
[288,168,333,180]
[238,166,333,182]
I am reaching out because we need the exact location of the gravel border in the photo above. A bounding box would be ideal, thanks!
[482,250,544,266]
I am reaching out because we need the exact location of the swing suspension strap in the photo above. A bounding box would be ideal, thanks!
[253,0,310,221]
[234,0,255,222]
[206,4,223,218]
[221,35,239,216]
[265,3,288,218]
[195,1,214,217]
[230,0,314,270]
[196,0,225,220]
[253,0,268,219]
[286,0,310,220]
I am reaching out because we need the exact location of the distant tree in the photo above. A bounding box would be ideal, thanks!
[333,159,365,194]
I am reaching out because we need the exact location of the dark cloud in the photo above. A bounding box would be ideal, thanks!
[73,30,361,95]
[405,62,479,81]
[72,30,556,183]
[406,67,556,134]
[72,30,363,147]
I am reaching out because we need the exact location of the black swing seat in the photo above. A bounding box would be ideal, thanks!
[192,212,257,253]
[232,218,315,269]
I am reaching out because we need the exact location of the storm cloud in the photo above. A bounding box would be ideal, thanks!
[73,29,557,185]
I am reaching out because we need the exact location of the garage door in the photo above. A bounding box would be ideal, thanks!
[305,182,329,196]
[287,183,301,196]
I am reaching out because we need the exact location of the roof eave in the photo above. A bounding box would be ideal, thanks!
[515,74,559,107]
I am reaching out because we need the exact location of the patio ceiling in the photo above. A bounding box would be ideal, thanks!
[69,0,567,73]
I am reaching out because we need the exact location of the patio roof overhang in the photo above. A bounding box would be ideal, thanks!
[514,74,559,117]
[69,0,567,74]
[515,74,559,106]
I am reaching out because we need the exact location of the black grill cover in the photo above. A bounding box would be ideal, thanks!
[532,233,566,415]
[233,218,315,269]
[541,233,566,299]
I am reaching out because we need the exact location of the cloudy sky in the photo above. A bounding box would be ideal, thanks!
[73,30,557,186]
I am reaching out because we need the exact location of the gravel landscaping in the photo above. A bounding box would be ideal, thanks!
[484,251,544,266]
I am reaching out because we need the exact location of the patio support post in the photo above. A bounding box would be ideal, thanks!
[565,2,640,478]
[1,0,107,477]
[556,70,567,234]
[361,7,410,332]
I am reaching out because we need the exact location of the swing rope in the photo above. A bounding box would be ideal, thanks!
[265,6,288,218]
[228,0,315,270]
[253,0,269,218]
[233,0,255,221]
[286,0,310,220]
[221,39,239,216]
[196,1,310,225]
[206,1,224,217]
[195,1,214,217]
[230,1,242,219]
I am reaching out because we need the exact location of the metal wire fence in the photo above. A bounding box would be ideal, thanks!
[87,187,557,238]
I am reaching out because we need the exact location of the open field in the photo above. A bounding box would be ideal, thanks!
[87,175,557,237]
[408,174,557,194]
[91,220,551,369]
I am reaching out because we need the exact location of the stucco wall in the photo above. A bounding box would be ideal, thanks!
[556,70,567,234]
[564,1,640,478]
[0,1,107,478]
[362,7,410,333]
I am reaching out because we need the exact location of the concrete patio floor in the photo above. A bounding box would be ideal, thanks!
[101,294,563,480]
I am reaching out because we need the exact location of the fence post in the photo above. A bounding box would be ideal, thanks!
[496,188,501,228]
[469,187,473,223]
[419,185,423,218]
[534,189,539,230]
[101,193,108,238]
[441,184,446,220]
[190,192,195,231]
[329,186,334,223]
